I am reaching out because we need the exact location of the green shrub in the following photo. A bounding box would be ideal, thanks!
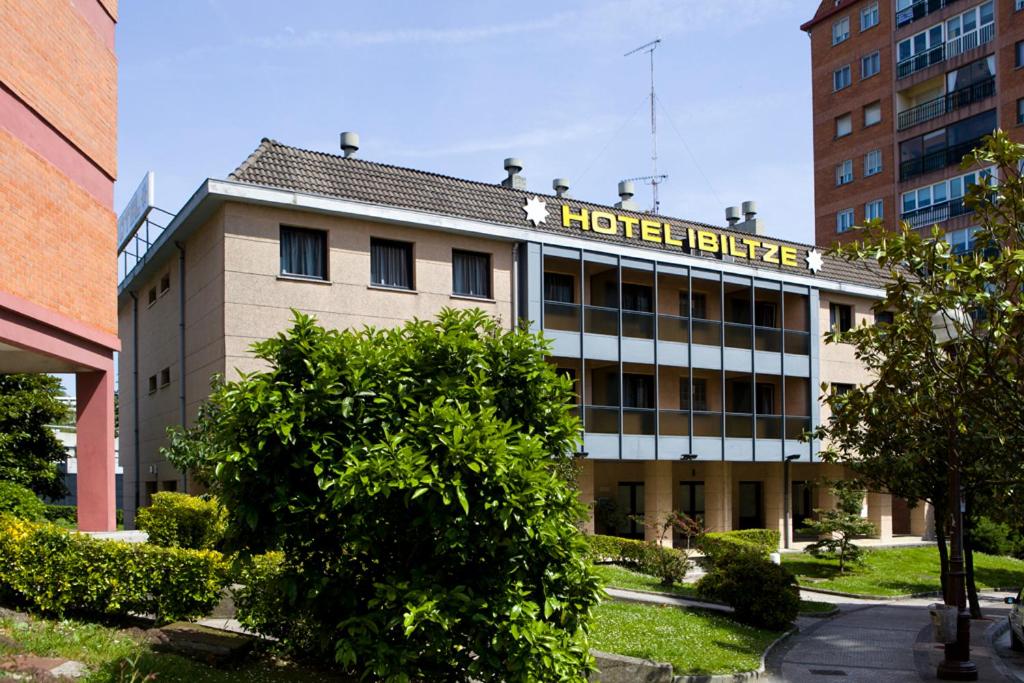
[970,517,1022,557]
[0,514,227,623]
[136,492,226,550]
[0,481,46,521]
[696,553,799,631]
[587,534,691,586]
[698,529,780,566]
[41,505,124,526]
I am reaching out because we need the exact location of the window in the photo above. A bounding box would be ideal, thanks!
[860,1,879,30]
[865,199,884,221]
[1017,41,1024,69]
[147,287,156,306]
[370,238,413,290]
[864,101,881,127]
[836,208,855,233]
[944,226,980,254]
[159,367,171,388]
[452,250,491,298]
[544,272,574,303]
[686,379,708,412]
[147,375,157,394]
[622,374,655,409]
[833,65,852,91]
[898,23,944,67]
[832,16,850,45]
[836,113,852,138]
[755,384,775,415]
[945,2,994,59]
[754,301,777,327]
[1018,99,1024,125]
[159,273,170,295]
[875,311,894,325]
[280,226,327,280]
[621,283,653,313]
[829,303,854,332]
[861,51,880,78]
[1018,0,1024,10]
[690,293,707,320]
[832,383,855,396]
[835,159,853,186]
[864,149,882,176]
[901,167,995,215]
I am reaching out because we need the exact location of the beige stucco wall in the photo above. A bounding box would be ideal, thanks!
[817,291,876,425]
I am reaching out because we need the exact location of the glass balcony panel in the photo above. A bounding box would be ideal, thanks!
[756,415,783,439]
[622,311,655,339]
[724,323,752,350]
[726,413,753,438]
[659,410,689,436]
[691,319,721,346]
[623,408,656,435]
[754,327,782,353]
[693,411,722,437]
[585,406,620,434]
[584,306,619,336]
[658,315,689,343]
[784,331,810,356]
[785,416,812,440]
[544,302,580,332]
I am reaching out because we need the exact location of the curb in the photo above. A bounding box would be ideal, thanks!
[798,585,1022,602]
[985,616,1024,683]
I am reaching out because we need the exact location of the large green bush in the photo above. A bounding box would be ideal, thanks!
[970,517,1023,558]
[136,492,226,550]
[696,553,799,631]
[587,534,690,586]
[0,514,226,622]
[0,481,46,521]
[698,529,780,566]
[203,310,600,681]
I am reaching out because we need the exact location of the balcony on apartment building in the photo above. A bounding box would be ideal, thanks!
[896,69,994,131]
[899,166,992,229]
[896,1,994,79]
[898,108,995,182]
[896,0,961,30]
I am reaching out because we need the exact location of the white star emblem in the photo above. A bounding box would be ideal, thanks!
[522,196,548,226]
[805,249,824,274]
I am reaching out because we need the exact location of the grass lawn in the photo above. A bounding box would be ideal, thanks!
[591,601,780,675]
[782,545,1024,597]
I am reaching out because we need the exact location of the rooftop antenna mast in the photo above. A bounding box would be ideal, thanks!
[624,37,666,213]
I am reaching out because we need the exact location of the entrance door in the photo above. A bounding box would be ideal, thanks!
[738,481,764,529]
[792,481,815,539]
[892,497,912,535]
[616,482,645,539]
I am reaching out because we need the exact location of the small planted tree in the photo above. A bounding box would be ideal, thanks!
[801,481,876,573]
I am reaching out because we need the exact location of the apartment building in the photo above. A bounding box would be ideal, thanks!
[802,0,1022,250]
[0,0,119,529]
[116,136,928,546]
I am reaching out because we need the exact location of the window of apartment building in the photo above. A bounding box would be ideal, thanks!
[159,273,170,295]
[946,2,994,46]
[836,208,855,233]
[1017,0,1024,11]
[946,56,995,93]
[370,238,414,290]
[836,113,852,138]
[280,226,327,280]
[944,226,980,255]
[861,51,880,79]
[146,287,157,306]
[832,16,850,45]
[147,375,157,394]
[875,311,894,325]
[159,367,171,388]
[1018,99,1024,125]
[864,149,882,176]
[898,24,944,64]
[833,65,852,91]
[682,378,708,412]
[622,283,654,312]
[1017,41,1024,69]
[835,159,853,186]
[864,101,881,127]
[689,293,707,320]
[831,382,855,396]
[860,1,879,30]
[622,374,655,409]
[899,109,996,176]
[544,272,574,303]
[829,303,854,332]
[865,199,884,221]
[901,167,995,215]
[451,249,491,299]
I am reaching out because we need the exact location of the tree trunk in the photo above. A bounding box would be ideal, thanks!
[935,503,950,602]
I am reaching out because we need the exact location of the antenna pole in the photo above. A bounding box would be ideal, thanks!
[625,38,663,213]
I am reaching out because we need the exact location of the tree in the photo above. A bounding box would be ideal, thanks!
[0,374,69,498]
[815,131,1024,614]
[801,481,877,573]
[199,309,601,681]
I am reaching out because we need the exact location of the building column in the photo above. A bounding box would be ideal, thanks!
[577,458,596,535]
[76,365,116,531]
[644,460,674,547]
[763,463,786,546]
[867,491,893,542]
[704,461,733,534]
[911,501,935,540]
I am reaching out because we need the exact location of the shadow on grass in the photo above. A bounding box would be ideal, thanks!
[974,565,1024,591]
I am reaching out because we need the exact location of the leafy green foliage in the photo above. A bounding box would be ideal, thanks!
[0,515,227,623]
[698,529,780,566]
[0,374,70,498]
[969,517,1024,558]
[801,481,876,573]
[696,553,799,631]
[136,492,227,551]
[161,381,225,490]
[0,480,46,521]
[586,534,691,586]
[200,309,599,681]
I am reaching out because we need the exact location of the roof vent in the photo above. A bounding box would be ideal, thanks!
[725,206,741,226]
[742,200,757,221]
[552,178,570,198]
[501,157,527,190]
[615,180,639,211]
[340,132,360,158]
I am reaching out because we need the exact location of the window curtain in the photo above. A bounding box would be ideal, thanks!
[281,228,324,278]
[544,273,574,303]
[372,240,411,288]
[453,251,490,297]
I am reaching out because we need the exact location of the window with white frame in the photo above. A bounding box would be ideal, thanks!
[836,113,852,138]
[836,159,854,186]
[945,2,994,51]
[901,168,995,215]
[864,149,882,176]
[898,23,944,63]
[861,51,880,78]
[944,227,980,254]
[864,101,882,127]
[1018,0,1024,11]
[833,16,850,45]
[865,199,883,221]
[834,65,852,91]
[861,1,879,30]
[1018,98,1024,125]
[836,208,855,233]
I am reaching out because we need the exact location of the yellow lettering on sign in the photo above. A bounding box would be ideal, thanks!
[728,236,747,258]
[762,243,780,264]
[641,220,662,243]
[697,230,720,253]
[592,211,617,235]
[780,246,798,267]
[687,228,696,249]
[664,223,683,247]
[742,238,761,260]
[618,215,639,239]
[562,205,590,230]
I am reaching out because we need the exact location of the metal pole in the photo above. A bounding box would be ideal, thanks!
[937,444,977,680]
[784,458,791,549]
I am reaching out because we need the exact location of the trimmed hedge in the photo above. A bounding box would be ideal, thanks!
[0,481,46,521]
[136,492,226,550]
[0,514,227,623]
[698,529,780,566]
[587,534,691,586]
[696,552,799,631]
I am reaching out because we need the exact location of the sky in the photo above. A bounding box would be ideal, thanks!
[114,0,819,245]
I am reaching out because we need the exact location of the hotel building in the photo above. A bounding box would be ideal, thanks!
[116,136,928,546]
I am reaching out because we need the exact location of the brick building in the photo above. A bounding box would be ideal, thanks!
[0,0,119,529]
[802,0,1024,249]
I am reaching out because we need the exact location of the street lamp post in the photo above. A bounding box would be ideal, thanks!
[783,454,800,549]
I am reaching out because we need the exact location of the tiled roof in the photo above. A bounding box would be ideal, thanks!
[228,139,888,290]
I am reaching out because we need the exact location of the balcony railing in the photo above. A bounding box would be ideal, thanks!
[946,22,994,61]
[785,416,812,440]
[657,314,688,343]
[659,410,689,436]
[901,196,972,228]
[543,301,579,332]
[897,43,945,79]
[584,405,619,433]
[896,0,960,29]
[900,136,985,182]
[897,77,995,131]
[784,330,811,356]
